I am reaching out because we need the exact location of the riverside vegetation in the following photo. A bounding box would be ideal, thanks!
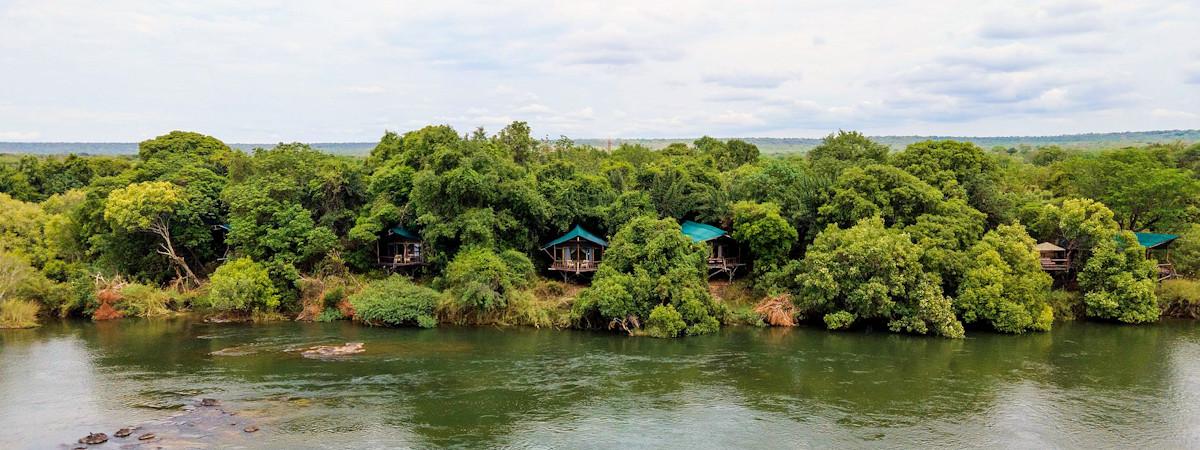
[2,125,1200,337]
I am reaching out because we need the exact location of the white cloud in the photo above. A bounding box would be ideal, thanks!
[0,0,1195,141]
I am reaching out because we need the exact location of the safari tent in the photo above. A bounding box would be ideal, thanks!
[542,225,607,275]
[377,225,426,269]
[681,220,744,280]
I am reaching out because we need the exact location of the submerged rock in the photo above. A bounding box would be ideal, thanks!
[301,342,365,359]
[137,433,156,441]
[114,427,134,438]
[243,426,259,433]
[78,432,108,445]
[200,398,219,407]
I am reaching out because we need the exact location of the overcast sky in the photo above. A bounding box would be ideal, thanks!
[0,0,1197,142]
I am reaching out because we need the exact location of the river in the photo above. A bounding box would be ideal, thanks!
[2,319,1199,448]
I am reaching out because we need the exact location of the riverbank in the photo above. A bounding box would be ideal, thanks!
[3,319,1199,448]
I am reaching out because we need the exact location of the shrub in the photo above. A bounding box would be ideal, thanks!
[1158,279,1200,319]
[823,310,855,330]
[646,304,687,338]
[0,299,39,328]
[205,257,279,313]
[441,247,533,314]
[793,217,964,338]
[955,224,1054,333]
[349,275,438,328]
[115,282,173,317]
[573,216,724,337]
[1173,224,1200,277]
[1047,290,1084,321]
[1079,232,1159,324]
[316,307,347,322]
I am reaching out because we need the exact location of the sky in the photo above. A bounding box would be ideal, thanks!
[0,0,1197,142]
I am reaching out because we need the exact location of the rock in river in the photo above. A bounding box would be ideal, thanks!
[301,342,365,359]
[114,427,134,438]
[78,432,107,445]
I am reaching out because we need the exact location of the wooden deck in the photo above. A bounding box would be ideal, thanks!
[549,260,599,273]
[707,257,744,280]
[1040,258,1071,272]
[378,255,426,268]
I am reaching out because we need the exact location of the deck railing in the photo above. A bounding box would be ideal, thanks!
[1039,258,1071,272]
[550,260,599,272]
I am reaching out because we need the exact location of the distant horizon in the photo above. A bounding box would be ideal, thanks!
[1,127,1197,145]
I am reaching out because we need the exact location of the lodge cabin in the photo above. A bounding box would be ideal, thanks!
[681,221,744,280]
[543,225,607,275]
[1133,232,1179,280]
[377,225,426,269]
[1036,242,1071,273]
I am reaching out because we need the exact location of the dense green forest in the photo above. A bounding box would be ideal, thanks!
[2,124,1200,337]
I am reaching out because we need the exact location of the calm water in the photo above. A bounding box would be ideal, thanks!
[2,319,1199,449]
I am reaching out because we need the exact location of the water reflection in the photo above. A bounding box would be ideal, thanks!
[1,320,1198,448]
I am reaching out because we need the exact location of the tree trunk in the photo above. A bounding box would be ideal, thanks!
[150,218,199,287]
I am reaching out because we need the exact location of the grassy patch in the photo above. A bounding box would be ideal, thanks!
[0,299,40,328]
[1159,278,1200,319]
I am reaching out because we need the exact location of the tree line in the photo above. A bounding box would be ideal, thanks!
[2,123,1199,336]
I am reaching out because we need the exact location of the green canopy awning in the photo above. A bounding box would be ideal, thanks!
[388,225,420,241]
[681,220,728,243]
[542,225,607,249]
[1134,232,1179,249]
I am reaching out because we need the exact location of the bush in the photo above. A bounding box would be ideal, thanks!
[1173,224,1200,277]
[1047,290,1084,321]
[1079,232,1160,324]
[0,299,39,328]
[205,257,279,313]
[646,304,686,338]
[441,247,533,314]
[823,311,855,330]
[1158,279,1200,319]
[349,275,438,328]
[793,217,964,338]
[115,283,173,317]
[573,216,724,337]
[955,224,1054,333]
[316,307,347,322]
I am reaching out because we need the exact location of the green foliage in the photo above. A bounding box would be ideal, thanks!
[955,224,1054,333]
[441,247,534,314]
[103,181,186,232]
[645,304,687,338]
[793,217,964,338]
[1049,148,1200,230]
[891,140,1005,221]
[1023,198,1120,270]
[823,310,855,330]
[1079,232,1160,324]
[819,164,944,228]
[574,216,722,336]
[204,257,279,313]
[1047,290,1084,321]
[349,276,438,328]
[1171,224,1200,278]
[316,307,346,322]
[807,131,890,175]
[731,201,797,274]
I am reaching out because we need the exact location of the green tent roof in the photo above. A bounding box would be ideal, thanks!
[1134,232,1178,249]
[681,220,728,243]
[542,225,607,249]
[388,225,420,241]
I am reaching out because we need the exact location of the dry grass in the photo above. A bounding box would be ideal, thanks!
[0,298,40,328]
[753,293,797,327]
